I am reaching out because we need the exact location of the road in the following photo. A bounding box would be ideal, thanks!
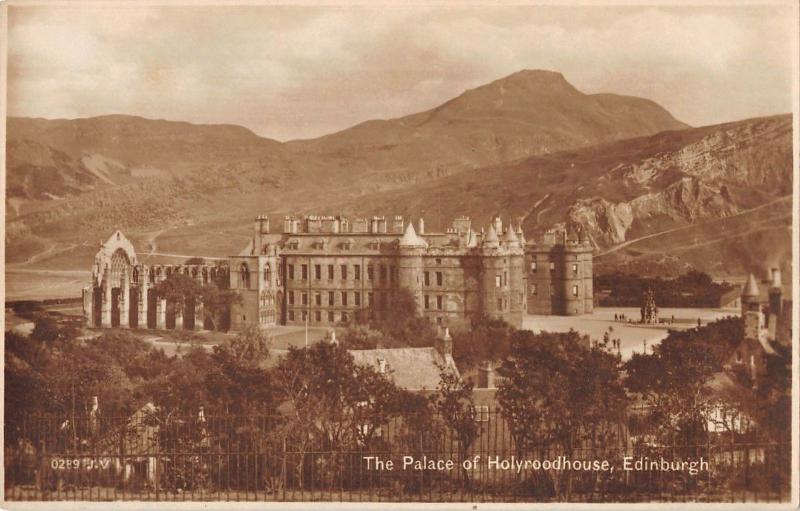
[595,196,792,258]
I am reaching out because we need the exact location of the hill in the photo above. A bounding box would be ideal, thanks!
[319,115,792,280]
[286,70,688,191]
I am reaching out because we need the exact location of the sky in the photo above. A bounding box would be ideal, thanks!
[7,3,797,141]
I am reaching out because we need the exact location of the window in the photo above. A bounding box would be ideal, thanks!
[436,258,442,265]
[549,261,555,271]
[315,292,322,306]
[354,292,361,306]
[367,265,374,280]
[315,311,321,322]
[239,263,250,289]
[301,310,307,322]
[530,283,538,295]
[301,264,308,280]
[572,263,578,273]
[424,295,430,309]
[503,271,508,286]
[342,292,348,306]
[436,295,443,310]
[341,264,347,280]
[497,298,503,311]
[550,285,554,296]
[301,292,308,306]
[354,264,361,280]
[341,312,348,322]
[328,291,335,306]
[424,272,430,286]
[380,265,386,281]
[368,292,374,306]
[288,291,295,305]
[572,285,579,297]
[328,311,334,322]
[265,264,271,286]
[495,275,502,287]
[288,310,295,321]
[315,264,321,280]
[530,261,537,272]
[474,405,490,422]
[436,272,443,286]
[288,264,295,280]
[328,265,334,280]
[436,317,443,325]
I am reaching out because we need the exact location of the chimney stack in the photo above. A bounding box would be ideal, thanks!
[768,266,783,320]
[437,327,453,358]
[771,267,782,289]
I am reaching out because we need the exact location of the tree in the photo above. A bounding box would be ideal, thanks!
[623,317,738,441]
[226,324,271,365]
[497,329,627,499]
[431,364,478,489]
[200,283,241,331]
[357,288,439,347]
[451,315,515,371]
[153,273,203,315]
[340,323,385,349]
[272,342,409,487]
[153,274,240,331]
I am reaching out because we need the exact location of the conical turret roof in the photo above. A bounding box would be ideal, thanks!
[742,273,760,297]
[483,224,499,245]
[399,222,427,248]
[503,227,519,244]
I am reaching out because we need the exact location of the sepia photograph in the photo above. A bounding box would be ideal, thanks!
[2,0,798,506]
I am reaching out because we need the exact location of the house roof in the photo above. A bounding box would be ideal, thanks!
[349,347,455,391]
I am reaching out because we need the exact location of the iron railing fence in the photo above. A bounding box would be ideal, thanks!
[4,412,791,502]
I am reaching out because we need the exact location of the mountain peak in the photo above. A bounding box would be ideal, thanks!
[470,68,582,100]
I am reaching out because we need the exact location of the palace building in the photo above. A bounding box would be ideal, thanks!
[83,214,593,332]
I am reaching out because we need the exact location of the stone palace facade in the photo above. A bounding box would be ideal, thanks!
[83,215,593,332]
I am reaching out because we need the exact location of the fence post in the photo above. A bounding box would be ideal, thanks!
[155,428,160,501]
[282,437,287,501]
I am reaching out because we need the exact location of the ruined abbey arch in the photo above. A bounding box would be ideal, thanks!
[83,230,229,331]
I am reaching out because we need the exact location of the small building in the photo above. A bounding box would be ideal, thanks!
[730,267,791,381]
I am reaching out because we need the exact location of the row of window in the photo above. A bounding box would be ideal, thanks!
[529,283,580,297]
[287,263,398,283]
[259,309,276,324]
[529,261,580,274]
[288,290,388,308]
[423,294,445,311]
[494,272,509,288]
[423,271,444,287]
[288,309,357,323]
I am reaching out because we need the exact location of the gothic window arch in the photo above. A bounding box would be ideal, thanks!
[265,264,272,286]
[240,263,251,289]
